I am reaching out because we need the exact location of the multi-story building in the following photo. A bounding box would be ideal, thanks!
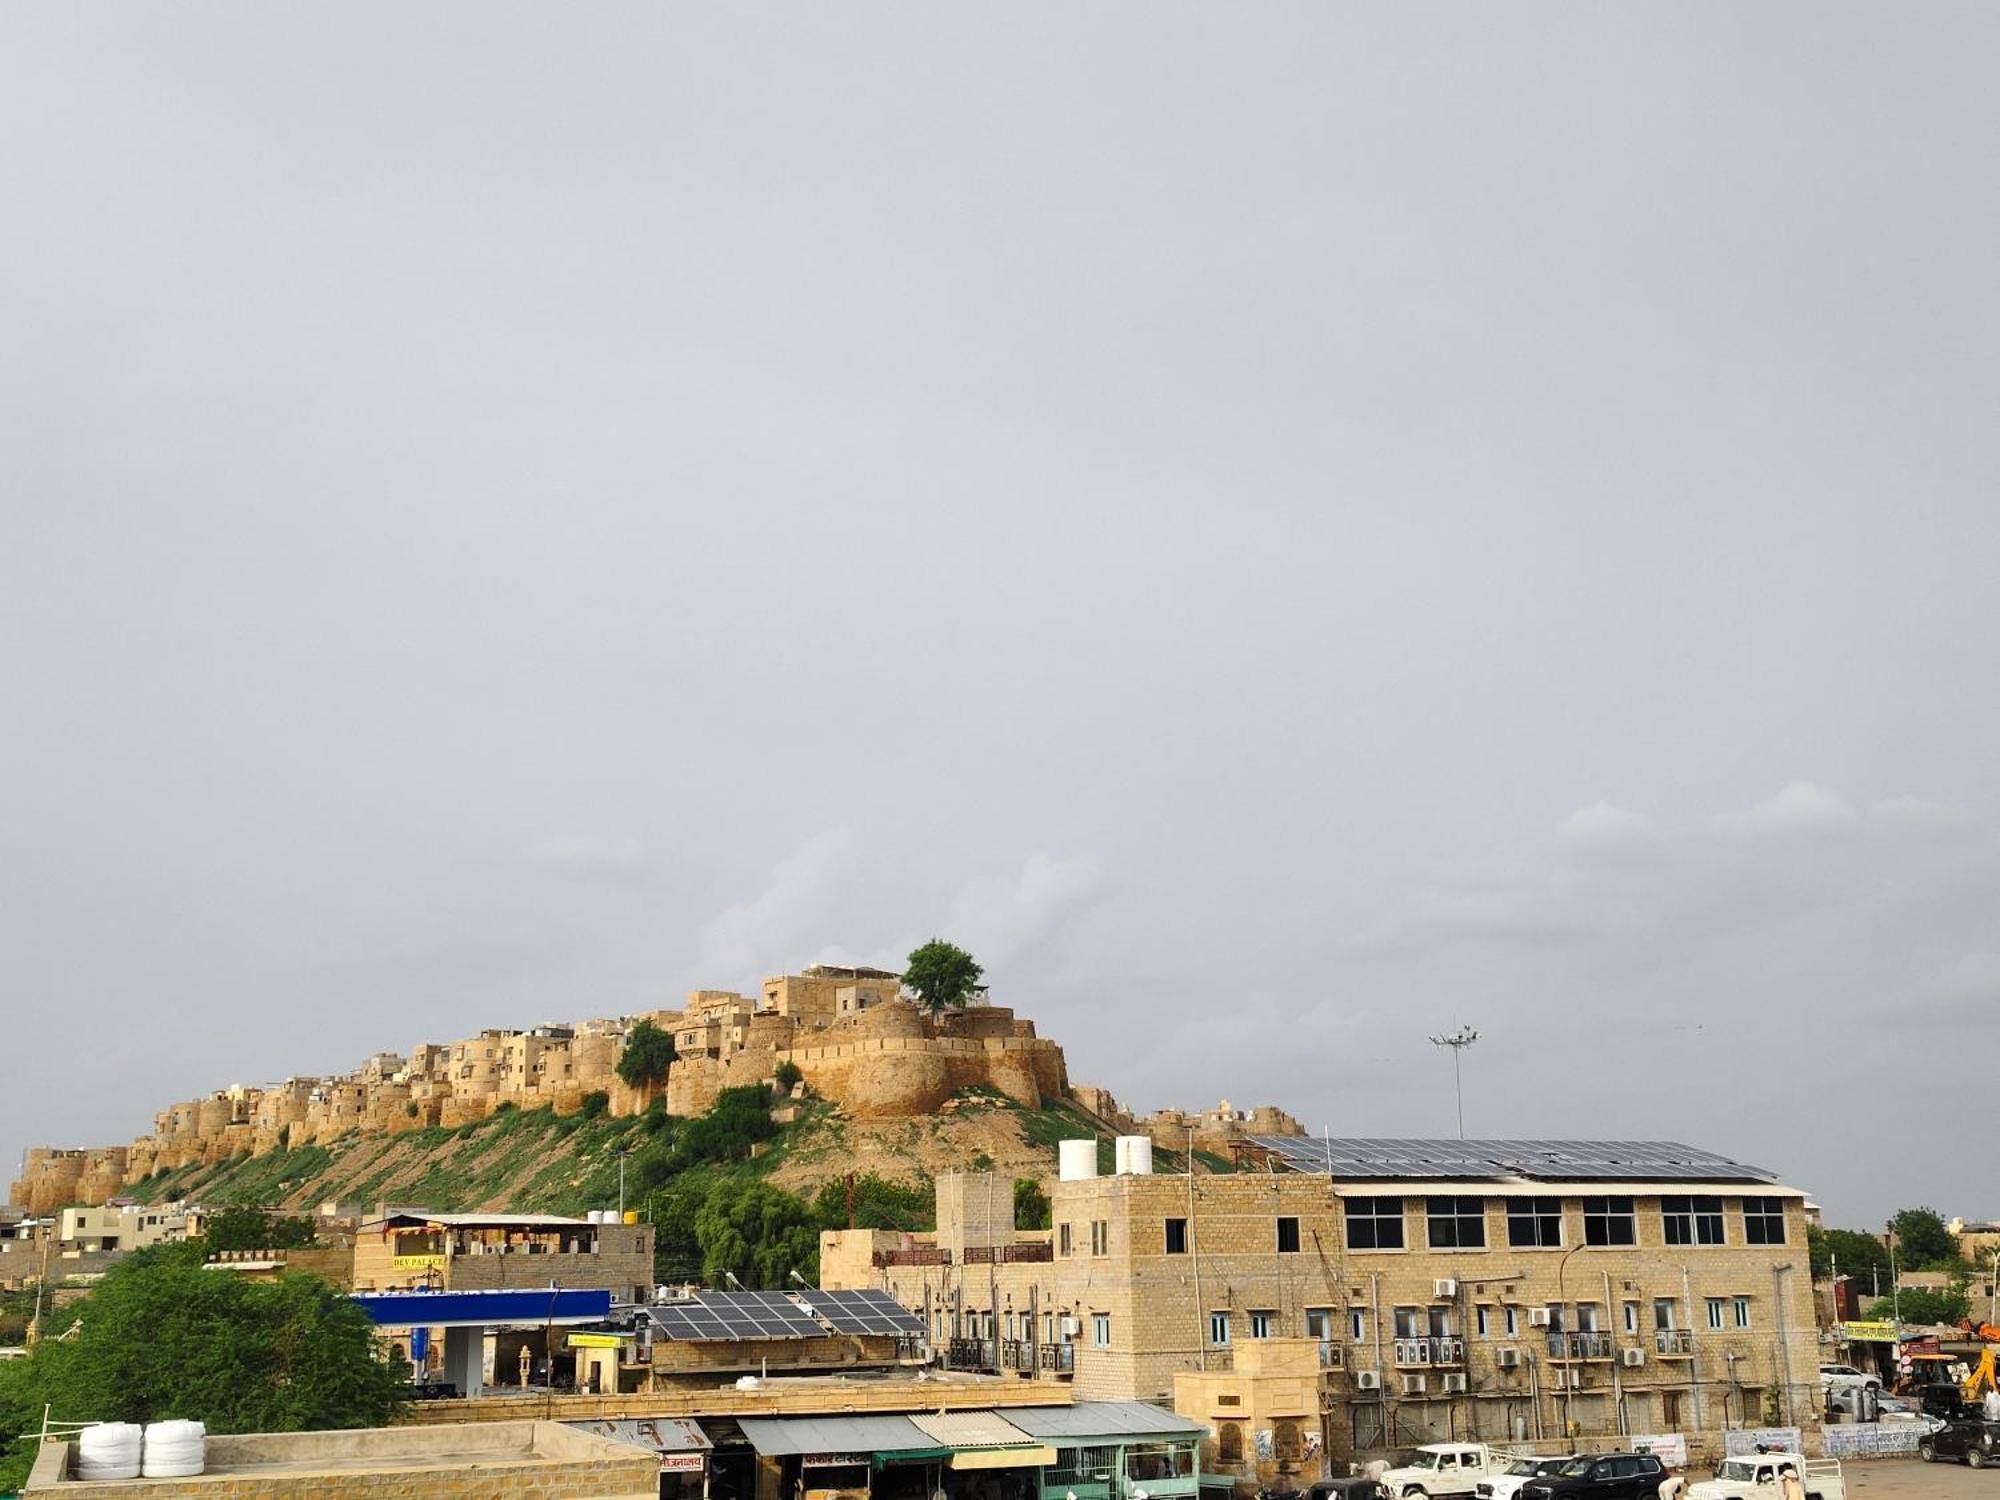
[352,1211,655,1302]
[55,1202,187,1254]
[824,1136,1820,1465]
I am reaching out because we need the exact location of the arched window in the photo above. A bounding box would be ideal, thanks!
[1217,1423,1243,1463]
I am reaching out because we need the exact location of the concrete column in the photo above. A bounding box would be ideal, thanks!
[444,1324,486,1398]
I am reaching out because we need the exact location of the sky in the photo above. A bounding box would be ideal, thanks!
[4,5,1997,1229]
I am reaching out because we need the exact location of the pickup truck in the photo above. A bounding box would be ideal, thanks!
[1380,1444,1498,1497]
[1688,1454,1844,1500]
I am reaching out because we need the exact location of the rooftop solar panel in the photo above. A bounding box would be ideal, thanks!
[647,1289,827,1341]
[1244,1136,1776,1184]
[803,1288,925,1336]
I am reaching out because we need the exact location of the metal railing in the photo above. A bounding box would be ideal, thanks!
[1654,1328,1695,1356]
[944,1337,1074,1374]
[1316,1339,1345,1369]
[1547,1332,1614,1360]
[961,1243,1054,1264]
[1393,1336,1465,1366]
[872,1246,950,1267]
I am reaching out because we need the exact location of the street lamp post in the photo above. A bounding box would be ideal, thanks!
[1556,1242,1588,1439]
[1428,1026,1480,1139]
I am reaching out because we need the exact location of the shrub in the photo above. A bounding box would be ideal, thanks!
[773,1060,803,1093]
[579,1090,610,1119]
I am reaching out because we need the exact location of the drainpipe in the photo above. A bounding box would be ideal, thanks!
[1772,1264,1795,1427]
[1528,1353,1543,1441]
[1605,1269,1626,1436]
[1683,1265,1701,1433]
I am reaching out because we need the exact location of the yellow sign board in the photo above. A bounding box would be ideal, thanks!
[1841,1319,1898,1342]
[567,1332,628,1349]
[392,1254,445,1270]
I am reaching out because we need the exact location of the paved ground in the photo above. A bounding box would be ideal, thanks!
[1836,1455,2000,1495]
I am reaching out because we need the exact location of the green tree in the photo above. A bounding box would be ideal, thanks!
[1809,1225,1892,1281]
[693,1181,821,1288]
[1866,1279,1971,1326]
[616,1020,677,1092]
[644,1178,712,1284]
[200,1204,318,1252]
[1891,1207,1962,1270]
[0,1247,406,1490]
[1013,1177,1052,1231]
[811,1174,934,1232]
[902,939,983,1016]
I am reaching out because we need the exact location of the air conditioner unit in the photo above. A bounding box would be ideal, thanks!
[1400,1374,1428,1396]
[1497,1348,1522,1369]
[1441,1373,1469,1393]
[1059,1317,1079,1339]
[1621,1347,1646,1367]
[1354,1370,1382,1390]
[1432,1278,1458,1299]
[1528,1308,1552,1328]
[1559,1369,1583,1389]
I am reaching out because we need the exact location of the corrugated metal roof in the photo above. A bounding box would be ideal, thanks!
[908,1412,1040,1448]
[736,1414,937,1457]
[1002,1402,1208,1440]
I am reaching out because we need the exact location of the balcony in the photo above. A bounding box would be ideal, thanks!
[872,1246,950,1268]
[1547,1332,1614,1360]
[1393,1336,1465,1367]
[1316,1339,1345,1369]
[1654,1329,1695,1357]
[944,1338,1074,1374]
[961,1242,1054,1265]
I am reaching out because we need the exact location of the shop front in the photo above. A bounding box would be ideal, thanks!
[1004,1402,1206,1500]
[565,1416,712,1500]
[736,1412,1056,1500]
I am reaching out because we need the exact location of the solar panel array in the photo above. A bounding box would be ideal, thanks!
[1246,1136,1777,1184]
[647,1289,828,1341]
[803,1288,926,1336]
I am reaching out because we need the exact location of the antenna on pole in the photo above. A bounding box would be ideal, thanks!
[1428,1025,1480,1139]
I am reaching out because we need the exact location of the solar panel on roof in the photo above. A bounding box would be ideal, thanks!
[1244,1136,1776,1184]
[648,1290,827,1341]
[803,1288,924,1336]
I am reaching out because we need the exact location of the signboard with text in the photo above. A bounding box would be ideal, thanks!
[1840,1319,1897,1343]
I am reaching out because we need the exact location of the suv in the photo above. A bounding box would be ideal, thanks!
[1921,1417,2000,1467]
[1476,1458,1571,1499]
[1518,1453,1664,1498]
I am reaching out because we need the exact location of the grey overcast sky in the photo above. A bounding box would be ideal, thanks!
[4,5,1997,1228]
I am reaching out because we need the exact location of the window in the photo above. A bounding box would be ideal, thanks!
[1090,1220,1109,1256]
[1092,1313,1110,1347]
[1505,1306,1519,1337]
[1743,1197,1788,1245]
[1277,1216,1301,1253]
[1733,1296,1752,1329]
[1583,1196,1637,1246]
[1349,1309,1367,1342]
[1662,1195,1725,1246]
[1209,1311,1231,1346]
[1306,1308,1333,1343]
[1507,1197,1563,1248]
[1427,1196,1486,1249]
[1393,1306,1424,1339]
[1576,1303,1601,1333]
[1165,1217,1188,1255]
[1250,1309,1275,1338]
[1706,1298,1726,1330]
[1653,1299,1677,1330]
[1059,1223,1072,1256]
[1345,1197,1405,1251]
[1475,1304,1492,1338]
[1216,1423,1242,1463]
[1624,1302,1639,1334]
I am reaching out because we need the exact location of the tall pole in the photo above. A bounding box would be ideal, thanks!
[1429,1027,1480,1139]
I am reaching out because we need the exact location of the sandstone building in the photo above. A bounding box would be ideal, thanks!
[822,1136,1821,1469]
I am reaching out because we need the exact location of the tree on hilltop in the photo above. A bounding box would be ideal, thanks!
[902,940,983,1015]
[617,1019,677,1092]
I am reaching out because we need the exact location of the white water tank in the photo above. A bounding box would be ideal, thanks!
[77,1424,142,1482]
[141,1421,205,1479]
[1116,1136,1154,1175]
[1057,1139,1098,1181]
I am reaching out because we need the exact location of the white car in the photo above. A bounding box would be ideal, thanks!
[1689,1454,1844,1500]
[1474,1457,1570,1499]
[1380,1444,1497,1498]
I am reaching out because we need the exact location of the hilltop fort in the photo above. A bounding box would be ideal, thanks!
[11,964,1301,1212]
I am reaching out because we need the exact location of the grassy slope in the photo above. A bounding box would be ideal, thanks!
[118,1090,1227,1216]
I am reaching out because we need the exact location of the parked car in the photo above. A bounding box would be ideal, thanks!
[1475,1457,1571,1499]
[1689,1454,1844,1500]
[1819,1362,1877,1389]
[1920,1417,2000,1467]
[1516,1453,1665,1498]
[1379,1444,1498,1498]
[1306,1481,1392,1500]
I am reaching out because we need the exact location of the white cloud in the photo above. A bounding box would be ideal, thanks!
[1552,801,1664,866]
[522,834,654,881]
[686,828,860,987]
[1708,782,1972,842]
[942,853,1105,969]
[1891,950,2000,1028]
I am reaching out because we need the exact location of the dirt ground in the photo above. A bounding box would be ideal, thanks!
[1824,1455,1996,1495]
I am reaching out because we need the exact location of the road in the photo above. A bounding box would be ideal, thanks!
[1839,1456,1997,1495]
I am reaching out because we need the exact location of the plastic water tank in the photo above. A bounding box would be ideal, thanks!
[141,1420,206,1479]
[1118,1136,1154,1175]
[1057,1139,1098,1181]
[76,1423,143,1482]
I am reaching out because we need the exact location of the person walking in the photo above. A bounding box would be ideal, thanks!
[1778,1465,1806,1500]
[1655,1465,1686,1500]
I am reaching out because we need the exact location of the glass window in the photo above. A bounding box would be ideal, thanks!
[1059,1223,1072,1256]
[1706,1297,1726,1330]
[1092,1313,1110,1347]
[1506,1197,1563,1248]
[1653,1298,1677,1330]
[1583,1196,1637,1246]
[1277,1216,1302,1253]
[1662,1195,1726,1246]
[1210,1311,1231,1346]
[1734,1296,1752,1329]
[1349,1308,1367,1342]
[1164,1217,1188,1254]
[1090,1220,1109,1256]
[1393,1306,1423,1339]
[1427,1196,1486,1249]
[1743,1197,1788,1245]
[1345,1197,1405,1251]
[1476,1304,1492,1338]
[1250,1309,1275,1338]
[1505,1305,1519,1337]
[1624,1302,1639,1334]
